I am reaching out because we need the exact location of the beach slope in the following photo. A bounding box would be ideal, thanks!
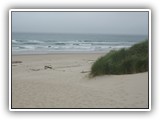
[12,53,148,108]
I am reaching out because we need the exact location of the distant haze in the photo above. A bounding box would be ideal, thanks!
[12,11,148,35]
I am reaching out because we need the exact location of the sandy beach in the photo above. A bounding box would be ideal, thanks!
[12,53,148,108]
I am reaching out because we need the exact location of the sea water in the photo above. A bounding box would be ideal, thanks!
[12,32,148,54]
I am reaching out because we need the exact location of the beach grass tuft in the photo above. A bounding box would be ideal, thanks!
[90,40,148,76]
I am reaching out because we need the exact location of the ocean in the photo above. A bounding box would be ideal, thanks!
[12,32,148,54]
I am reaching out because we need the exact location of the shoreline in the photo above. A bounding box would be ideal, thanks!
[12,50,112,56]
[12,51,108,56]
[12,53,148,108]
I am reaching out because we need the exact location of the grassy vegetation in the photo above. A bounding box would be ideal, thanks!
[91,40,148,76]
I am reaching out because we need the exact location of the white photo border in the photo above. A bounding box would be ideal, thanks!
[9,9,151,111]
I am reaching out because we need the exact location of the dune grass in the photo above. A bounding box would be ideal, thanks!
[91,40,148,76]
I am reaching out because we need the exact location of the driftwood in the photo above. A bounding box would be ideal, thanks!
[12,61,22,64]
[44,65,53,69]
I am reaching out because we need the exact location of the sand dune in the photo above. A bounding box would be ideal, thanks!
[12,53,148,108]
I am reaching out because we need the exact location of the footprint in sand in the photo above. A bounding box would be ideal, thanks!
[30,68,41,71]
[81,70,90,73]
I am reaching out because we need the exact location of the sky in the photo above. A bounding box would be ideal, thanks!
[12,11,148,35]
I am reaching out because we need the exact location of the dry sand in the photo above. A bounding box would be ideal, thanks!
[12,53,148,108]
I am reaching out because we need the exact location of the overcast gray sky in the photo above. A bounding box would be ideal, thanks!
[12,11,148,35]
